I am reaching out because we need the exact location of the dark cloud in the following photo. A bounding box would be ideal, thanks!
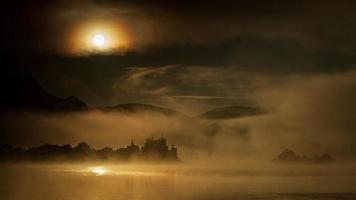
[2,0,356,54]
[3,0,356,80]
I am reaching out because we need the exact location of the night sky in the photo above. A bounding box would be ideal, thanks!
[1,0,355,108]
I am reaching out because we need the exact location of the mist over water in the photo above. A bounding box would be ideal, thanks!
[2,71,356,199]
[0,163,356,200]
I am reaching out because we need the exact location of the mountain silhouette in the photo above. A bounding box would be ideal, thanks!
[99,103,178,116]
[0,75,87,112]
[0,75,262,119]
[200,106,263,119]
[0,75,180,115]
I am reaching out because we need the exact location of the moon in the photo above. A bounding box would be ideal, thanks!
[92,33,106,47]
[70,23,131,54]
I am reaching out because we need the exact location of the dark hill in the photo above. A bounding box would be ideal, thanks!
[0,75,259,119]
[0,75,88,112]
[99,103,178,116]
[0,75,179,115]
[200,106,263,119]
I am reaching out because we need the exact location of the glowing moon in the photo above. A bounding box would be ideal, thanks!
[69,23,130,54]
[92,34,106,47]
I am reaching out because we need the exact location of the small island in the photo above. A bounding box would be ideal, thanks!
[0,137,178,163]
[272,149,335,164]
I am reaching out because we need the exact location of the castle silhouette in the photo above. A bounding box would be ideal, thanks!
[0,137,178,162]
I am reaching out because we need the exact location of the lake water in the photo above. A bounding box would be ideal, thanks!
[0,163,355,200]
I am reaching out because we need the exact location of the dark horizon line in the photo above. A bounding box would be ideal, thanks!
[1,136,178,151]
[0,136,179,162]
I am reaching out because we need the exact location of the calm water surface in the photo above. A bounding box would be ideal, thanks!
[0,163,355,200]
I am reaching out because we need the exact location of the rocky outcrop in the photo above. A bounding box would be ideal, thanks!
[273,149,335,164]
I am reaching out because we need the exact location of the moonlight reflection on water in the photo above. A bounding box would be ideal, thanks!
[86,165,166,177]
[89,166,107,175]
[0,164,356,200]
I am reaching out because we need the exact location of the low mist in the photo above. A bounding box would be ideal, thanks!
[2,70,356,164]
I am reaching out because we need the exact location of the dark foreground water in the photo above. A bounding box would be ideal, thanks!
[0,163,355,200]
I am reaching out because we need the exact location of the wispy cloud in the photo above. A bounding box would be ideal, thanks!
[161,95,241,99]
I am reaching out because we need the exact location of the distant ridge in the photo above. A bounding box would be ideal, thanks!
[0,75,177,115]
[99,103,178,116]
[0,75,262,119]
[0,75,178,115]
[0,75,87,112]
[200,106,263,119]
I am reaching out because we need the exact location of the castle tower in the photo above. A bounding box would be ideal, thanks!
[169,144,178,160]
